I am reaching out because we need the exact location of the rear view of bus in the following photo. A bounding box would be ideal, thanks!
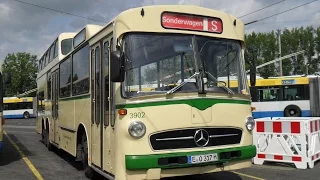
[109,5,256,179]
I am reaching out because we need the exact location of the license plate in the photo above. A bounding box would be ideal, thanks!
[188,153,218,164]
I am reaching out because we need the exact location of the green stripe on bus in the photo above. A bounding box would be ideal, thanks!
[59,94,90,101]
[116,98,250,111]
[125,145,256,170]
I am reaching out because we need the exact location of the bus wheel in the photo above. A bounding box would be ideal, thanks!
[42,127,46,145]
[81,133,95,179]
[46,124,53,151]
[284,105,301,117]
[23,112,30,119]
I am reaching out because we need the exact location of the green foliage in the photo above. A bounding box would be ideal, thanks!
[1,52,38,97]
[245,25,320,78]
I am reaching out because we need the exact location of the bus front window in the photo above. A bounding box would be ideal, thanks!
[121,33,248,98]
[196,37,249,95]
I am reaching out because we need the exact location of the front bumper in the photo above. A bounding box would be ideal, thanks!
[125,145,256,170]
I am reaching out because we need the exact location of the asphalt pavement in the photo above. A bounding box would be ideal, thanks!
[0,118,319,180]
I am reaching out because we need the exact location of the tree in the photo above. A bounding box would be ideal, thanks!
[245,25,320,77]
[1,52,38,97]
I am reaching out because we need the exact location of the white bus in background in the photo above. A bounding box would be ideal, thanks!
[250,75,320,118]
[3,97,35,119]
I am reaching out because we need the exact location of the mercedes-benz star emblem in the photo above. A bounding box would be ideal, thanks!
[194,129,210,147]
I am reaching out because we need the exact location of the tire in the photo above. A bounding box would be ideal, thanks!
[46,123,53,151]
[81,133,96,179]
[23,111,30,119]
[42,126,46,145]
[284,105,301,117]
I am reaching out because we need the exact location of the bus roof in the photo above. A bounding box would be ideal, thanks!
[113,5,244,42]
[70,24,103,57]
[253,76,309,86]
[3,97,33,103]
[37,32,76,78]
[199,76,311,88]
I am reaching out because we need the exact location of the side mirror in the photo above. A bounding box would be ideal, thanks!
[249,64,256,87]
[3,72,11,85]
[249,86,257,102]
[110,50,125,82]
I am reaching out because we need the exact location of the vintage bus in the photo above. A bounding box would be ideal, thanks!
[36,5,256,179]
[34,31,77,141]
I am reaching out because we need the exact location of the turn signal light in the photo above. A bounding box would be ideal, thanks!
[251,107,256,111]
[118,109,127,115]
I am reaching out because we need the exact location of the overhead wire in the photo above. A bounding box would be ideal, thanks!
[238,0,286,18]
[248,18,320,25]
[8,0,107,24]
[245,0,320,25]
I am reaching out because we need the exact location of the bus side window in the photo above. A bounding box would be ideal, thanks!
[4,104,8,110]
[37,91,45,111]
[110,38,115,127]
[104,41,109,126]
[257,87,279,102]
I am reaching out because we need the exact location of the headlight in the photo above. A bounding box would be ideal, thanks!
[128,121,146,139]
[245,116,255,131]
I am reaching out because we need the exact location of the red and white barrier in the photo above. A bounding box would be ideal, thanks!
[307,118,320,168]
[253,117,320,169]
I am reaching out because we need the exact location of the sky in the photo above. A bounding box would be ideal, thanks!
[0,0,320,64]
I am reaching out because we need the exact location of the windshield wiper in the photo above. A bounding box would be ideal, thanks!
[136,90,164,94]
[205,71,234,94]
[166,72,200,94]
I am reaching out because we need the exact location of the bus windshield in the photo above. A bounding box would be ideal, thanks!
[122,33,248,98]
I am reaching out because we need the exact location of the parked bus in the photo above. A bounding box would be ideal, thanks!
[34,31,77,140]
[0,72,11,153]
[250,75,320,118]
[36,5,256,179]
[3,97,34,119]
[0,73,4,153]
[221,75,320,119]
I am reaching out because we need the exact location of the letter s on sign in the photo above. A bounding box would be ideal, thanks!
[207,19,222,33]
[211,20,218,31]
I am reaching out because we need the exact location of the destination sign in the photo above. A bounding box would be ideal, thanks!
[282,79,295,85]
[161,12,223,33]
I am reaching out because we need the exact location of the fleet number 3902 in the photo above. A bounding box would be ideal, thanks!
[129,112,145,118]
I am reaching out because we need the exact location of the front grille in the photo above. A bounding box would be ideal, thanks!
[149,127,242,150]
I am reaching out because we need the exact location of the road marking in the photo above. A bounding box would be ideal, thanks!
[232,171,265,180]
[4,131,44,180]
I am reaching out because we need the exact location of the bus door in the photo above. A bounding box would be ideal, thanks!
[51,70,59,143]
[91,43,103,168]
[102,37,112,173]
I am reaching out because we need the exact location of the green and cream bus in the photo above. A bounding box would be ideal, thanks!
[35,31,76,142]
[36,5,256,180]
